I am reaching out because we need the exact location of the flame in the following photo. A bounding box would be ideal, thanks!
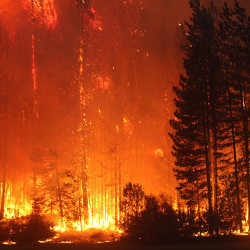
[123,117,133,135]
[90,8,103,31]
[4,203,32,219]
[31,32,38,118]
[1,182,33,220]
[42,0,58,29]
[22,0,58,30]
[96,77,110,90]
[3,241,16,245]
[38,239,53,243]
[154,148,164,158]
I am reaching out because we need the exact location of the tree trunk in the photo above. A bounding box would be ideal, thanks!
[227,85,242,232]
[55,155,63,223]
[79,196,82,231]
[0,105,7,220]
[82,151,89,225]
[239,87,249,230]
[211,95,219,234]
[202,90,214,235]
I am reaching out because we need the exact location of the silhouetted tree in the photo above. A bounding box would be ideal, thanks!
[9,214,55,243]
[170,0,220,234]
[120,184,179,241]
[120,182,145,232]
[218,0,249,232]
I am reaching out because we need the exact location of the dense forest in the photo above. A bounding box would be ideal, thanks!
[0,0,176,242]
[0,0,248,245]
[170,0,249,235]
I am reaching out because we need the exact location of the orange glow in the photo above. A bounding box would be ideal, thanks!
[22,0,58,29]
[31,32,38,118]
[123,117,133,135]
[0,0,184,242]
[90,8,103,31]
[43,0,58,29]
[1,182,32,219]
[96,77,110,90]
[154,148,164,158]
[3,241,16,245]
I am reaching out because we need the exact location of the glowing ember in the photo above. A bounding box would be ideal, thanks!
[96,77,110,90]
[154,148,164,158]
[3,241,16,245]
[22,0,58,29]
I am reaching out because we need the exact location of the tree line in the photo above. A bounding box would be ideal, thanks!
[119,182,240,240]
[170,0,249,234]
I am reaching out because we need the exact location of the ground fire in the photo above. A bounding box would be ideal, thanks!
[0,0,249,247]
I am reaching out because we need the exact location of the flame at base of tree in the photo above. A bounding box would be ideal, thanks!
[0,175,123,236]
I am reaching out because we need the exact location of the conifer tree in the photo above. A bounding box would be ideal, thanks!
[218,0,249,231]
[170,0,220,234]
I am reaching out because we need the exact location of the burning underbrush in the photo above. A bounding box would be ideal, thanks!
[53,227,118,243]
[0,213,121,245]
[0,213,55,244]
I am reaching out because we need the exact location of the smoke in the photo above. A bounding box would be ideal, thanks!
[0,0,249,226]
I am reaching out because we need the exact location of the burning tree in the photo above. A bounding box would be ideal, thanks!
[0,14,8,220]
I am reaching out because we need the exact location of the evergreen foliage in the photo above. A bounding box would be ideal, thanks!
[170,0,249,234]
[120,183,179,241]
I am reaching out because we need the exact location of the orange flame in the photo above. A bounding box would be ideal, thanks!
[154,148,163,158]
[22,0,58,30]
[90,8,103,31]
[96,77,110,90]
[42,0,58,29]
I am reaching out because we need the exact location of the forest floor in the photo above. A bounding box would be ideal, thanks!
[1,236,250,250]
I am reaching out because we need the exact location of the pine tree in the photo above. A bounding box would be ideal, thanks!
[218,0,249,232]
[170,0,221,234]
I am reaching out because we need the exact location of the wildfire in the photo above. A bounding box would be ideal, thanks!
[3,241,16,245]
[96,77,110,90]
[22,0,58,30]
[154,148,164,158]
[42,0,58,29]
[90,8,103,31]
[123,117,133,135]
[1,182,32,220]
[50,210,122,243]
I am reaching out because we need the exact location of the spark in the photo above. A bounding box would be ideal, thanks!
[3,241,16,245]
[154,148,164,158]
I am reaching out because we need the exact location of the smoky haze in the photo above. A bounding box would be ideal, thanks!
[0,0,249,226]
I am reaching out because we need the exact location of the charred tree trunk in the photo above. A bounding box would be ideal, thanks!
[0,105,7,220]
[111,48,120,225]
[210,88,219,233]
[211,117,218,234]
[77,3,90,225]
[82,151,89,225]
[79,196,82,231]
[202,86,214,235]
[239,87,249,230]
[197,190,202,236]
[227,85,242,232]
[55,155,63,223]
[114,148,118,225]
